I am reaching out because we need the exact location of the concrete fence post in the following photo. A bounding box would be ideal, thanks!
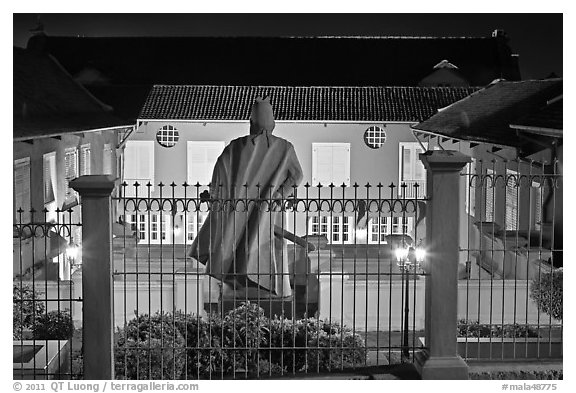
[416,151,471,380]
[71,175,116,380]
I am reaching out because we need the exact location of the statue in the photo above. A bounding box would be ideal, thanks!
[188,97,305,300]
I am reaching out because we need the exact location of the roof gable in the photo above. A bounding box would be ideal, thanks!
[139,85,479,122]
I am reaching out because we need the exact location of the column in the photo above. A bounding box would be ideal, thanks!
[416,151,471,380]
[71,175,115,380]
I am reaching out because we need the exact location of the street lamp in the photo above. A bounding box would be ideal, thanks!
[395,244,425,360]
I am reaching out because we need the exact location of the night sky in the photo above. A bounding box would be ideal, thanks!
[13,13,562,80]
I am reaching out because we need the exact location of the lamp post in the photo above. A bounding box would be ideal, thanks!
[395,245,425,360]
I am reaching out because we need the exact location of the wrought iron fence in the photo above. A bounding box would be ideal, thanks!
[111,181,428,379]
[459,159,562,362]
[13,208,83,379]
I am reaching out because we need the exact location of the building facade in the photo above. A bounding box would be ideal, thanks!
[122,85,477,247]
[13,45,132,278]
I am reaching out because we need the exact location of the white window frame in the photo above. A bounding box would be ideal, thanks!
[364,126,387,149]
[308,215,353,244]
[367,216,412,243]
[156,125,180,148]
[187,141,225,186]
[311,143,351,186]
[14,157,31,223]
[398,142,427,197]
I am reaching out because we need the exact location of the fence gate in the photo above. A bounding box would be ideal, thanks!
[111,181,428,379]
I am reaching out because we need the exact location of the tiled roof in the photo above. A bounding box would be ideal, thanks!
[139,85,479,122]
[13,47,128,139]
[413,79,563,150]
[511,98,562,132]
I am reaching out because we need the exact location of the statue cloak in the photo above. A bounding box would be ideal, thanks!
[187,133,303,297]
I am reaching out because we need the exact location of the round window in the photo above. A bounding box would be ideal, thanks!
[364,126,386,149]
[156,125,179,148]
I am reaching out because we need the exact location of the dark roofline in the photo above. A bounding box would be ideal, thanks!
[14,124,133,142]
[38,34,521,88]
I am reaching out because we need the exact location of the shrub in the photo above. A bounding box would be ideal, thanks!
[114,313,187,380]
[33,310,75,340]
[457,320,539,338]
[114,302,367,379]
[13,284,45,339]
[530,268,562,321]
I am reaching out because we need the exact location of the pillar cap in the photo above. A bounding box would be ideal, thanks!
[419,150,471,172]
[70,175,116,196]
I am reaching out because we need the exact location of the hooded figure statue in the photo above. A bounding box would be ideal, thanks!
[188,97,304,298]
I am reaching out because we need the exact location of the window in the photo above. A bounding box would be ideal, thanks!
[14,158,31,223]
[368,217,412,243]
[309,215,352,244]
[64,148,78,198]
[398,142,427,197]
[156,125,179,148]
[309,215,413,244]
[187,141,225,186]
[103,143,113,175]
[124,141,155,186]
[187,213,207,242]
[505,169,519,230]
[44,152,57,204]
[150,214,170,242]
[465,159,477,216]
[484,168,495,222]
[370,217,388,243]
[80,144,91,176]
[364,126,386,149]
[312,143,350,186]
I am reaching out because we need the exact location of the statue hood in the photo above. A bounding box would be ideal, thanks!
[249,97,275,135]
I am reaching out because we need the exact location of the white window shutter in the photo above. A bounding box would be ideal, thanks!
[103,144,113,175]
[332,145,350,186]
[14,158,31,222]
[312,143,350,186]
[44,153,57,203]
[80,145,91,176]
[414,147,426,180]
[505,170,518,230]
[402,146,412,181]
[125,141,154,185]
[188,142,207,185]
[485,169,494,222]
[205,143,225,185]
[124,143,138,181]
[314,145,333,185]
[187,141,224,186]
